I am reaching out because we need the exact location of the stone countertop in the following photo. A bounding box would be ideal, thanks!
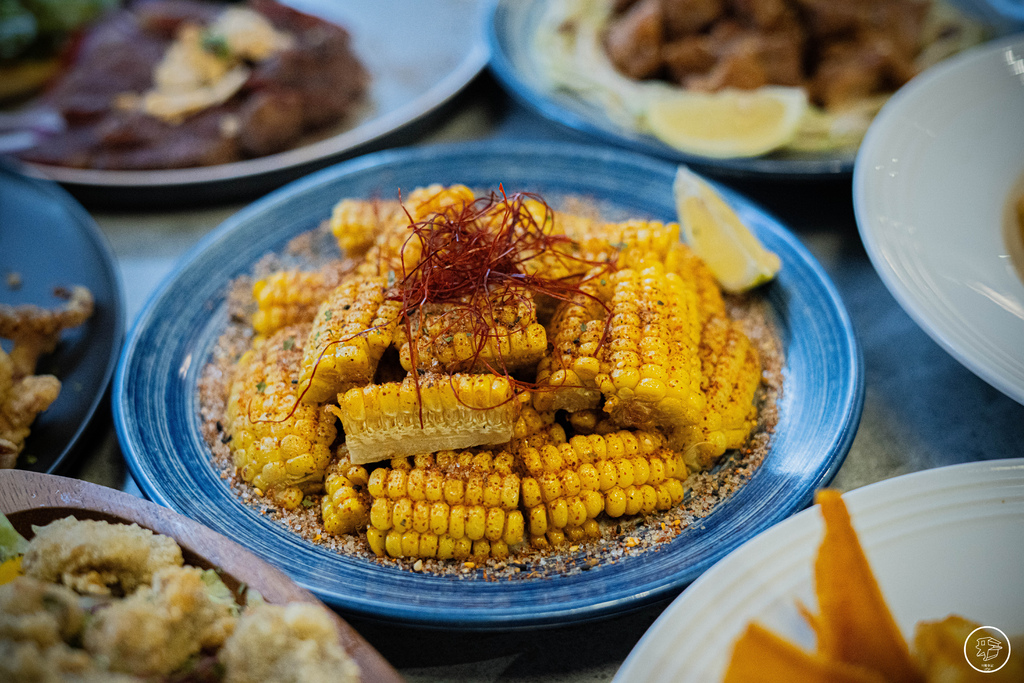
[61,73,1024,683]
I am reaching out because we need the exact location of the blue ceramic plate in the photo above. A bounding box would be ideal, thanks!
[487,0,858,180]
[114,141,863,630]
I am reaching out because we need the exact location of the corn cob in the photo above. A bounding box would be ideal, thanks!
[516,428,687,547]
[329,198,405,257]
[225,324,336,508]
[405,184,476,222]
[395,289,547,374]
[663,243,726,326]
[364,451,525,560]
[321,448,371,535]
[251,269,333,338]
[532,267,609,413]
[538,263,707,431]
[673,317,761,472]
[297,275,402,404]
[332,373,519,464]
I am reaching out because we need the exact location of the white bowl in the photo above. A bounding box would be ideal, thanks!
[853,33,1024,405]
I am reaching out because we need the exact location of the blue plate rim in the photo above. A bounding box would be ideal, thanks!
[484,0,855,180]
[114,140,863,629]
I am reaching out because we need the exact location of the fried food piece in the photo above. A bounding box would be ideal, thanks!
[0,349,60,468]
[0,639,141,683]
[82,566,237,677]
[914,615,1024,683]
[21,517,184,596]
[811,490,924,682]
[0,286,94,378]
[605,0,664,79]
[219,602,359,683]
[0,576,85,648]
[724,622,888,683]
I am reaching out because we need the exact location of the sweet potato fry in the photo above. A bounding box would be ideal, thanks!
[812,489,924,683]
[723,622,888,683]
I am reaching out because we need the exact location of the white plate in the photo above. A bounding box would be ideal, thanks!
[614,459,1024,682]
[853,34,1024,405]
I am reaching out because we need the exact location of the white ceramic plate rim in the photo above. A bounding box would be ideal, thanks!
[853,34,1024,405]
[614,458,1024,682]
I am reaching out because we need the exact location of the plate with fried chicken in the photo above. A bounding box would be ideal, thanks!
[0,162,123,473]
[488,0,988,178]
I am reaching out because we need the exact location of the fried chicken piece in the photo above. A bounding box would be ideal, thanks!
[809,34,917,109]
[0,576,85,648]
[661,0,725,38]
[684,27,805,91]
[82,565,237,677]
[21,518,184,596]
[0,349,61,468]
[219,603,359,683]
[605,0,664,79]
[730,0,798,30]
[0,286,94,378]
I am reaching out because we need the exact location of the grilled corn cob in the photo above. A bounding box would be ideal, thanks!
[297,275,402,404]
[673,317,761,472]
[321,448,371,535]
[251,269,333,338]
[365,451,525,560]
[516,428,687,547]
[664,243,726,326]
[226,324,336,508]
[329,198,406,257]
[332,373,518,464]
[538,263,706,431]
[395,289,547,374]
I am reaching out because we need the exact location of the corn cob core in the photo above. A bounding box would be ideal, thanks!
[226,324,336,508]
[251,269,332,338]
[364,451,525,560]
[330,198,405,257]
[321,450,371,535]
[298,275,402,404]
[395,289,547,374]
[332,373,518,465]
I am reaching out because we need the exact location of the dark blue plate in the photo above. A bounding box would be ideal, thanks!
[114,141,863,630]
[486,0,855,180]
[0,161,124,473]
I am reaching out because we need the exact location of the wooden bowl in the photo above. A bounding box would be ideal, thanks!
[0,469,403,683]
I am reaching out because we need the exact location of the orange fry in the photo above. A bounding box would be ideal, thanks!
[813,489,924,683]
[723,623,888,683]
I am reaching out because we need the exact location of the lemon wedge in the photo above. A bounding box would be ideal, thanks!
[645,87,808,159]
[673,166,781,292]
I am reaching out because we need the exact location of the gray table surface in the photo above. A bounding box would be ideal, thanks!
[60,74,1024,682]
